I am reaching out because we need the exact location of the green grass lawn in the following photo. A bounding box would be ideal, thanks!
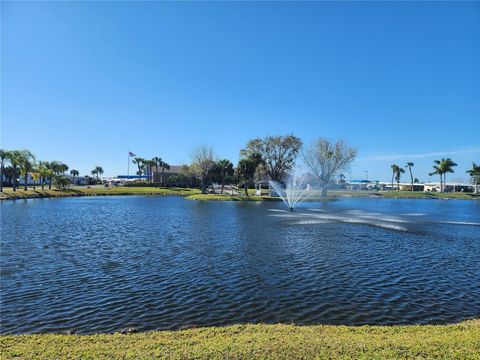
[0,186,200,200]
[1,321,478,359]
[328,190,480,200]
[185,193,268,201]
[378,191,479,200]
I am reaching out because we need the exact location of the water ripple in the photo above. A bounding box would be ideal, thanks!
[1,196,479,334]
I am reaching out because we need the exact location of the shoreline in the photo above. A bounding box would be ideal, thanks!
[1,187,479,201]
[1,321,478,359]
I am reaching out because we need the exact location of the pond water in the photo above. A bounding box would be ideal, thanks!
[1,196,479,334]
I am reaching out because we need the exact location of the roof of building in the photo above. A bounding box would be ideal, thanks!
[151,165,183,174]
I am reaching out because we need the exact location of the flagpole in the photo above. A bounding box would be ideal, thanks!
[127,152,130,178]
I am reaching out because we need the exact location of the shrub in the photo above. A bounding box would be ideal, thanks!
[54,175,71,190]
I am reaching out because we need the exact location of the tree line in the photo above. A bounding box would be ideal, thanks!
[390,159,479,193]
[0,149,104,192]
[131,157,170,184]
[182,135,357,197]
[3,141,478,196]
[129,136,355,197]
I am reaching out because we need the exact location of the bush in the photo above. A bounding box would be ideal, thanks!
[164,174,199,188]
[54,175,71,190]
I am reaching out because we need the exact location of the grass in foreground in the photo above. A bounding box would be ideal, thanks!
[1,321,479,359]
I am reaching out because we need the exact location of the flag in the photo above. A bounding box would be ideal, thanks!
[129,152,136,157]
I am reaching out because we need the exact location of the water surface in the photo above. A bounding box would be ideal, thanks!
[1,196,479,334]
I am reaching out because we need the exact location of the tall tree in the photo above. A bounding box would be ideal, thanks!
[236,151,265,196]
[30,168,40,190]
[38,161,50,190]
[429,158,457,192]
[466,162,480,194]
[94,166,104,180]
[4,166,14,187]
[19,150,36,191]
[241,134,302,181]
[70,169,79,185]
[132,157,144,177]
[153,157,170,185]
[394,166,405,191]
[49,161,69,175]
[43,162,57,189]
[390,164,398,190]
[406,162,414,192]
[145,160,157,183]
[236,158,257,196]
[429,161,443,192]
[136,164,145,176]
[440,158,457,191]
[213,159,234,194]
[190,145,216,194]
[303,138,357,197]
[0,149,11,192]
[9,150,24,191]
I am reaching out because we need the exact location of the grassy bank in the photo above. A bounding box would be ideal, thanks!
[0,187,200,200]
[2,187,478,202]
[1,321,479,359]
[329,190,480,200]
[185,193,269,201]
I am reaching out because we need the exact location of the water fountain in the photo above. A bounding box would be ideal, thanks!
[269,174,312,211]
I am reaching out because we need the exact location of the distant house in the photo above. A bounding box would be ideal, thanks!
[398,183,425,192]
[423,182,474,193]
[347,180,381,191]
[151,165,183,183]
[17,173,88,186]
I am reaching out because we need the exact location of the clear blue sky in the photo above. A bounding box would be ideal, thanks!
[2,1,479,181]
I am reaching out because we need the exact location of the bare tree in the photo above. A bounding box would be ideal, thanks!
[190,145,216,194]
[303,138,357,197]
[241,134,302,181]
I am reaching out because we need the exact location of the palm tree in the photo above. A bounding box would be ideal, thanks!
[440,158,457,191]
[18,150,36,190]
[41,161,56,189]
[4,165,14,187]
[390,164,399,190]
[216,159,234,194]
[0,149,11,192]
[9,150,24,191]
[136,163,146,176]
[144,160,156,183]
[394,166,405,191]
[31,169,40,190]
[466,162,480,194]
[70,169,79,185]
[406,162,414,192]
[132,157,144,177]
[429,158,457,192]
[91,168,98,179]
[153,157,170,185]
[37,161,50,190]
[49,161,69,175]
[94,166,104,180]
[429,160,443,192]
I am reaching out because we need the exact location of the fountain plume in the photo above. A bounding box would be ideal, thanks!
[269,174,312,211]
